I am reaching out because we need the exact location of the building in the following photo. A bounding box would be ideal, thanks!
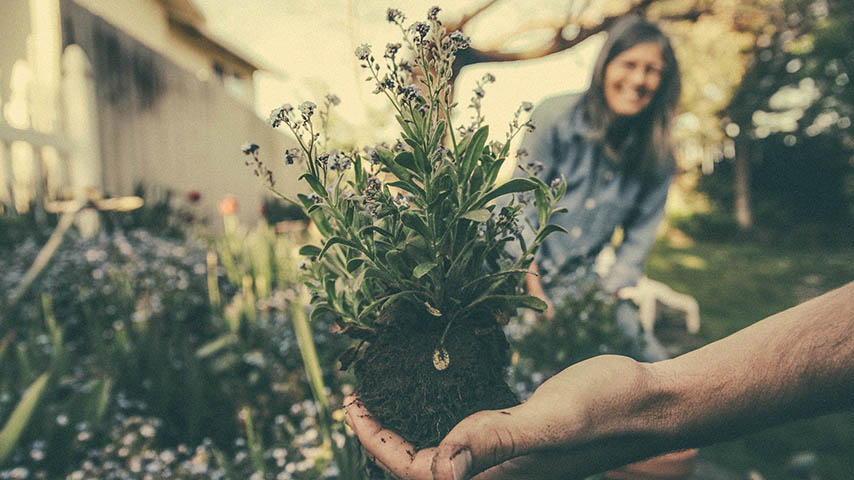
[0,0,297,226]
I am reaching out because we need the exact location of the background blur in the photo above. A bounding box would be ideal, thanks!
[1,1,852,479]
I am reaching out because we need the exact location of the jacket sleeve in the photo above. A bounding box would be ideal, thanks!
[601,172,672,294]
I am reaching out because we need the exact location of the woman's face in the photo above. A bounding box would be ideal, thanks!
[603,42,664,117]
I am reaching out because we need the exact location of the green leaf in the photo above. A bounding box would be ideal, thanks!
[196,334,237,358]
[395,115,416,139]
[299,245,322,257]
[0,372,50,464]
[299,173,326,198]
[467,294,548,312]
[460,209,492,222]
[401,212,432,242]
[424,301,442,317]
[310,303,336,322]
[534,224,568,244]
[476,178,538,208]
[413,262,437,279]
[387,180,425,197]
[395,151,419,174]
[462,126,489,178]
[430,121,446,151]
[535,187,548,228]
[318,236,359,260]
[359,225,393,238]
[358,290,420,322]
[346,257,365,272]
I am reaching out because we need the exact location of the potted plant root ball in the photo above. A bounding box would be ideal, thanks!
[241,6,567,473]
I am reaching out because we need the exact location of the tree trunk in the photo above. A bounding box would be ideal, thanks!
[734,138,753,229]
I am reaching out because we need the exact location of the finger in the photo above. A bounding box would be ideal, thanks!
[431,406,539,480]
[345,397,436,480]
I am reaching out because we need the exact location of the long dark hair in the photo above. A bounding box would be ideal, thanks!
[582,15,681,178]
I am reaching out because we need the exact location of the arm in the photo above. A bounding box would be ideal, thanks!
[346,281,854,480]
[601,173,672,294]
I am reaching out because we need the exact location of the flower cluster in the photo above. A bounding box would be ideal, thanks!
[241,6,565,366]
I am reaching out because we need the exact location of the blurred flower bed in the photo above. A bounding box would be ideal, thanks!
[0,195,359,479]
[0,193,626,479]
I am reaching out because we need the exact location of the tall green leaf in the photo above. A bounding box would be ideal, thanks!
[0,372,50,464]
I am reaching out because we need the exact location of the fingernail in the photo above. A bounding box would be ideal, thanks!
[450,449,471,480]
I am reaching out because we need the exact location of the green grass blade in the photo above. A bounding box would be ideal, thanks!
[0,372,51,464]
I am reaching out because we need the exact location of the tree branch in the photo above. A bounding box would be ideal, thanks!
[450,0,707,78]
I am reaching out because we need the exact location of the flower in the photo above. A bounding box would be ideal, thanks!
[284,148,302,165]
[187,190,201,203]
[427,6,441,21]
[268,104,293,127]
[521,101,534,112]
[355,44,372,61]
[298,101,316,119]
[410,22,430,42]
[241,142,260,155]
[384,43,401,59]
[449,31,471,51]
[218,196,238,216]
[324,93,340,106]
[482,73,496,83]
[386,8,405,25]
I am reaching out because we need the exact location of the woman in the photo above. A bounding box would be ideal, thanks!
[522,15,682,362]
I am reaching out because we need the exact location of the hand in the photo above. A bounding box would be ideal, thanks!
[524,264,555,320]
[345,355,662,480]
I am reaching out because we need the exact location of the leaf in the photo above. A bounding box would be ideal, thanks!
[401,212,432,242]
[535,187,548,228]
[357,290,420,322]
[346,257,365,273]
[534,224,568,244]
[476,178,538,208]
[424,301,442,317]
[462,126,489,177]
[395,151,419,173]
[196,334,237,358]
[318,236,359,259]
[467,294,548,312]
[299,173,326,198]
[338,341,365,371]
[299,245,322,257]
[310,303,336,322]
[430,121,446,151]
[459,209,492,222]
[395,115,416,139]
[359,225,393,238]
[0,372,50,464]
[413,262,437,279]
[387,180,425,197]
[336,323,377,341]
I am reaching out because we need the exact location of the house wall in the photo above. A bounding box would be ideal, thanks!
[0,0,33,112]
[70,0,254,103]
[61,1,300,226]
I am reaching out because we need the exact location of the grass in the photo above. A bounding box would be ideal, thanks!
[646,234,854,480]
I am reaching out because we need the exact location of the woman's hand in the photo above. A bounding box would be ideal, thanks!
[345,355,664,480]
[524,262,555,319]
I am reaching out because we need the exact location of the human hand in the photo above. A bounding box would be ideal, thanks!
[345,355,664,480]
[524,267,555,320]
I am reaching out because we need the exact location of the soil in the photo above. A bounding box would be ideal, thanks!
[354,302,518,452]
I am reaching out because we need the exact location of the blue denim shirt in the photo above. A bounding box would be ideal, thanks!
[520,93,672,296]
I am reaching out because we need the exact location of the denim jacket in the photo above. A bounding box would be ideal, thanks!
[519,93,672,295]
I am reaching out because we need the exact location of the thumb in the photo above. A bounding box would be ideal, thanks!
[430,406,536,480]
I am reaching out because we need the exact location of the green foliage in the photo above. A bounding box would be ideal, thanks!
[0,214,357,477]
[510,285,629,392]
[248,10,564,349]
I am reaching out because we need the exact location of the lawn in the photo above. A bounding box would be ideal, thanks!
[646,235,854,480]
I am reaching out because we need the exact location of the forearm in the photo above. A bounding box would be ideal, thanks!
[638,281,854,450]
